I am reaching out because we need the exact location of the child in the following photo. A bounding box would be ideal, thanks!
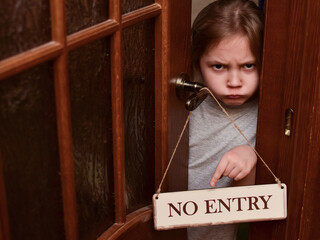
[188,0,263,239]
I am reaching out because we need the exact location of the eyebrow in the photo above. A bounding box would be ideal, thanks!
[205,59,256,66]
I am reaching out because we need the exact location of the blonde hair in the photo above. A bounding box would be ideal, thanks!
[191,0,263,73]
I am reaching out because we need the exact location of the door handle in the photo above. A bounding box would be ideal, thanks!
[175,72,207,111]
[175,72,204,99]
[186,89,209,111]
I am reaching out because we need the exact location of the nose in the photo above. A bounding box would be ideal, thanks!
[227,70,242,87]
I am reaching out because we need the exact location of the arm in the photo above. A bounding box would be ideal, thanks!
[210,145,257,187]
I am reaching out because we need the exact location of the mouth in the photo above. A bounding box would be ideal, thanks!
[226,95,242,99]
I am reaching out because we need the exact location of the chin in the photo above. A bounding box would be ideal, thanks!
[224,102,244,106]
[223,99,248,106]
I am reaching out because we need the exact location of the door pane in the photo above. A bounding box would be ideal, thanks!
[0,63,64,240]
[0,0,51,60]
[66,0,109,35]
[123,19,155,213]
[68,38,114,239]
[122,0,154,14]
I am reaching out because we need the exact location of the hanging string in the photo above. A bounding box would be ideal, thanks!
[156,87,282,198]
[156,112,191,197]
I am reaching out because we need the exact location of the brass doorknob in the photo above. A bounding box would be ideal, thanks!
[175,72,208,111]
[175,72,204,99]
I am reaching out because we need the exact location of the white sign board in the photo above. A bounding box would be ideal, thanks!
[153,184,287,230]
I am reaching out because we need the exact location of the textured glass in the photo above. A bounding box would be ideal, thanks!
[68,38,114,239]
[0,0,51,60]
[66,0,108,34]
[122,0,154,14]
[0,63,64,239]
[123,20,155,213]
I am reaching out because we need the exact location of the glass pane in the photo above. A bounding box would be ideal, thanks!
[0,63,64,240]
[0,0,51,60]
[66,0,109,35]
[122,0,154,14]
[68,38,114,239]
[123,19,155,213]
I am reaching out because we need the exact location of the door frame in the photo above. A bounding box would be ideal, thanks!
[251,0,320,239]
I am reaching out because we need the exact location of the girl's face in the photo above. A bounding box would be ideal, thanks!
[199,34,259,106]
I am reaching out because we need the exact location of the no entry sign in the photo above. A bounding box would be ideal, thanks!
[153,184,287,230]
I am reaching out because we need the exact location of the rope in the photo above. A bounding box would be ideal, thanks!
[156,87,282,197]
[156,112,191,198]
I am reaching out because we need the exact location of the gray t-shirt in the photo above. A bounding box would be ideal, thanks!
[188,96,258,240]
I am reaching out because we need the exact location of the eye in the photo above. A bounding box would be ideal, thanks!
[243,64,255,70]
[213,64,225,70]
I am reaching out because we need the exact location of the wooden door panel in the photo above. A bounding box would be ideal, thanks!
[288,1,320,239]
[166,1,191,193]
[0,0,191,239]
[251,0,320,239]
[0,63,65,240]
[68,38,115,239]
[122,0,154,14]
[123,19,155,214]
[0,0,51,60]
[65,0,109,34]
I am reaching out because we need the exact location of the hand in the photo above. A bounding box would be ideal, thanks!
[210,145,257,187]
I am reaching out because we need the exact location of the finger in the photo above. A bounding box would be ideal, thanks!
[223,163,235,177]
[234,170,249,181]
[228,168,241,179]
[210,160,228,187]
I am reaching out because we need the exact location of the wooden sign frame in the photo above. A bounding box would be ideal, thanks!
[153,183,287,230]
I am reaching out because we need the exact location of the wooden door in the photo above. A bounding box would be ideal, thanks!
[250,0,320,239]
[0,0,191,240]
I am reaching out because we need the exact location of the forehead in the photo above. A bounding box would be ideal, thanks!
[203,34,255,61]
